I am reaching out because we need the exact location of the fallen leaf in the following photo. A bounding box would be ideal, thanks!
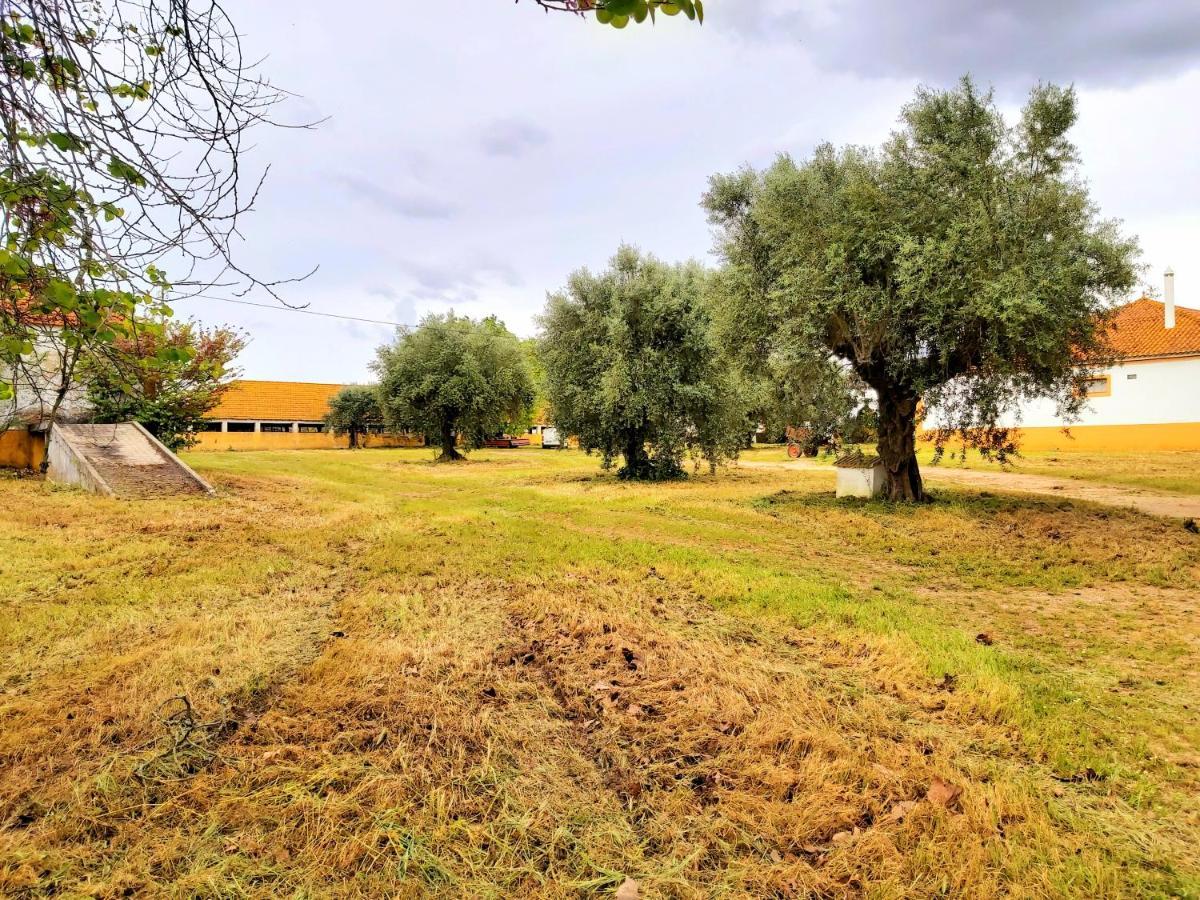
[830,830,854,845]
[926,777,964,811]
[886,800,919,822]
[223,841,238,853]
[373,728,389,748]
[615,876,640,899]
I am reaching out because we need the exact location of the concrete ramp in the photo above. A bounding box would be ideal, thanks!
[47,423,214,498]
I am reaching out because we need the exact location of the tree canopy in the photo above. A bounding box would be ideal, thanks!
[375,313,533,462]
[704,78,1138,500]
[325,386,383,449]
[85,320,245,451]
[1,0,296,421]
[539,245,744,479]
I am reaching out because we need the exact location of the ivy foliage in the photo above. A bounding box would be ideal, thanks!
[539,245,746,480]
[374,314,534,462]
[529,0,703,29]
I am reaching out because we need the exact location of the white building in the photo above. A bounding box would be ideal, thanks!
[1001,269,1200,451]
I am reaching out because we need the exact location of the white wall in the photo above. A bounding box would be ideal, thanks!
[2,332,91,430]
[1004,357,1200,428]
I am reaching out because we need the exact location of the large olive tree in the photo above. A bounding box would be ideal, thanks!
[539,245,745,479]
[375,313,533,462]
[704,79,1137,501]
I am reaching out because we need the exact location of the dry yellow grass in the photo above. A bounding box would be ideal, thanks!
[1,449,1198,897]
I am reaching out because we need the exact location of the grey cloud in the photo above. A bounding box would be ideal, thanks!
[397,257,523,306]
[479,117,550,158]
[368,285,418,326]
[336,174,458,219]
[724,0,1200,88]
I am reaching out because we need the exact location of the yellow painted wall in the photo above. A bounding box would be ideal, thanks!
[0,429,46,469]
[189,432,424,452]
[920,422,1200,453]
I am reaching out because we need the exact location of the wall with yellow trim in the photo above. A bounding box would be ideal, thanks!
[0,429,46,469]
[921,422,1200,453]
[189,432,424,452]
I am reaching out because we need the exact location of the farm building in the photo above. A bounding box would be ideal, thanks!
[194,380,423,451]
[974,270,1200,451]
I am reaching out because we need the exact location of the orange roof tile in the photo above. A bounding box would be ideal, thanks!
[208,380,347,422]
[1105,298,1200,360]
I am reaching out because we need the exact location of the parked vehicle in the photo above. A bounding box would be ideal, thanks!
[484,435,531,448]
[541,426,562,449]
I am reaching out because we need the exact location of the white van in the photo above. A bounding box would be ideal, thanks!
[541,426,562,449]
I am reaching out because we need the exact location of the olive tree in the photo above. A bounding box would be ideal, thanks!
[704,79,1137,501]
[375,314,533,462]
[539,245,745,480]
[325,386,383,449]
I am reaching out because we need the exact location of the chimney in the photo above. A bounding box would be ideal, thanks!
[1165,267,1176,329]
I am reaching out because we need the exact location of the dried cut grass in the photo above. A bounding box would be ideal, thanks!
[1,448,1198,897]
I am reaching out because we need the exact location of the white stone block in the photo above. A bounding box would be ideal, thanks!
[836,464,886,499]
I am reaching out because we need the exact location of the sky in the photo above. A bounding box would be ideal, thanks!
[179,0,1200,383]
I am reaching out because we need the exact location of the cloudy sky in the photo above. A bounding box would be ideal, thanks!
[181,0,1200,383]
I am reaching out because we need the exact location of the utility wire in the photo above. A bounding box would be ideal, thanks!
[177,294,407,328]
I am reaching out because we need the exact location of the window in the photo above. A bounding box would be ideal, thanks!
[1080,375,1111,397]
[260,422,292,433]
[1127,373,1138,381]
[200,421,223,432]
[226,421,255,433]
[298,422,325,433]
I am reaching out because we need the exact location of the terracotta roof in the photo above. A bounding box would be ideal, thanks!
[1106,298,1200,360]
[208,380,347,422]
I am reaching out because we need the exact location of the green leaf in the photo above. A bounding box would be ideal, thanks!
[107,156,147,187]
[46,131,86,152]
[45,279,78,309]
[694,0,704,23]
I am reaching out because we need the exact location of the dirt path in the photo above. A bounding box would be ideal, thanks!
[740,458,1200,519]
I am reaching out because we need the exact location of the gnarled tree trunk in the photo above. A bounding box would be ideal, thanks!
[875,387,925,502]
[438,420,464,462]
[620,430,652,480]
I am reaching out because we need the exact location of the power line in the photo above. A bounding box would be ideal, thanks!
[178,294,408,328]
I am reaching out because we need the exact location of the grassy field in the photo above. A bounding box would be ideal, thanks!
[2,448,1199,898]
[790,445,1200,496]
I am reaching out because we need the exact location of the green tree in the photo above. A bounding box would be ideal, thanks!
[1,1,295,424]
[704,78,1137,501]
[86,320,245,451]
[539,245,744,480]
[375,314,534,462]
[325,386,383,449]
[704,268,868,453]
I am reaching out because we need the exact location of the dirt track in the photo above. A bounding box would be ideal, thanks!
[740,458,1200,520]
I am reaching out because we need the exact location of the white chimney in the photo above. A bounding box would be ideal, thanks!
[1165,267,1176,329]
